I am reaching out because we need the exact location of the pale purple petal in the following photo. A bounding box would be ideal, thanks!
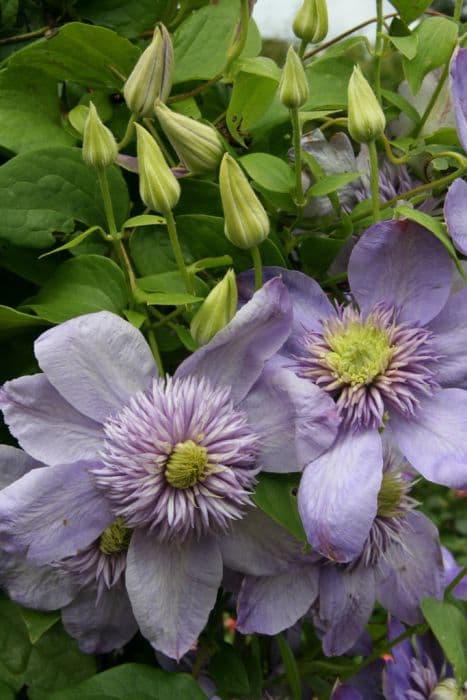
[126,530,222,659]
[62,582,138,654]
[444,178,467,255]
[349,220,453,324]
[0,461,114,564]
[382,619,413,700]
[240,357,340,473]
[319,565,376,656]
[236,566,318,635]
[428,287,467,389]
[176,278,292,405]
[0,446,41,488]
[35,311,157,423]
[0,551,78,609]
[237,267,335,355]
[450,47,467,152]
[391,388,467,488]
[0,374,103,465]
[331,683,363,700]
[298,428,383,562]
[218,509,308,577]
[442,547,467,600]
[376,512,443,624]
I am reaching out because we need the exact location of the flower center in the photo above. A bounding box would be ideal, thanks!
[430,678,465,700]
[165,440,209,489]
[325,320,393,386]
[99,517,132,555]
[377,472,407,519]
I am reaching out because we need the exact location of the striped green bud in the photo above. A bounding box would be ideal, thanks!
[154,101,224,174]
[123,24,173,117]
[279,47,309,110]
[219,154,269,250]
[347,66,386,144]
[293,0,328,45]
[190,269,238,345]
[135,123,180,213]
[82,102,117,169]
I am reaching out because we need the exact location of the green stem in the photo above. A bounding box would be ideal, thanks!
[412,60,450,138]
[445,565,467,595]
[368,139,381,222]
[298,39,308,59]
[117,113,136,151]
[97,169,118,237]
[0,26,48,45]
[250,245,263,290]
[454,0,463,23]
[225,0,250,72]
[168,74,223,104]
[291,107,305,209]
[164,209,194,294]
[374,0,384,103]
[356,622,428,674]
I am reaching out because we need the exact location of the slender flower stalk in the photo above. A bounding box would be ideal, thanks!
[250,245,263,290]
[165,209,194,295]
[368,139,381,221]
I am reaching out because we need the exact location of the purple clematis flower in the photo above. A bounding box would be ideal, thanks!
[0,279,339,658]
[239,220,467,563]
[221,445,443,657]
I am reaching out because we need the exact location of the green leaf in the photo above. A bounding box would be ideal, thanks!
[0,597,31,692]
[252,473,306,543]
[0,681,14,700]
[402,17,458,95]
[389,0,432,24]
[240,153,294,193]
[0,66,75,154]
[396,206,462,271]
[421,597,467,685]
[75,0,166,38]
[39,226,106,258]
[304,57,354,109]
[209,644,250,696]
[49,663,208,700]
[188,255,233,273]
[0,306,49,338]
[122,309,146,329]
[24,622,96,700]
[123,214,166,228]
[275,634,302,700]
[173,0,259,83]
[8,22,140,89]
[387,32,418,60]
[19,609,60,645]
[381,89,420,125]
[300,236,348,278]
[24,255,129,322]
[308,172,361,198]
[136,290,203,306]
[0,147,129,248]
[227,58,281,145]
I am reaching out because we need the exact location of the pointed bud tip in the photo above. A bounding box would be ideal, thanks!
[279,46,309,109]
[190,268,238,345]
[293,0,328,45]
[82,101,118,169]
[347,65,386,143]
[135,123,180,213]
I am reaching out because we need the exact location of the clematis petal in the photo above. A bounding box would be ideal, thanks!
[176,278,292,405]
[240,357,340,473]
[376,512,443,624]
[428,286,467,389]
[450,47,467,152]
[390,388,467,488]
[34,311,157,423]
[126,529,222,659]
[236,565,318,635]
[62,582,138,654]
[0,445,41,488]
[444,178,467,255]
[442,547,467,600]
[0,374,103,465]
[319,565,376,657]
[298,428,383,562]
[349,219,453,325]
[0,461,114,564]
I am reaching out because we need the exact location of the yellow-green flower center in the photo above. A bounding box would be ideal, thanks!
[430,678,464,700]
[99,517,132,555]
[377,472,406,519]
[326,320,393,386]
[165,440,209,489]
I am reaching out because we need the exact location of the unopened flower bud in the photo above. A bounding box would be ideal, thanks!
[154,101,224,174]
[123,24,173,116]
[190,269,238,345]
[347,65,386,143]
[82,102,118,169]
[135,123,180,213]
[219,154,270,250]
[293,0,328,45]
[279,47,309,110]
[431,679,464,700]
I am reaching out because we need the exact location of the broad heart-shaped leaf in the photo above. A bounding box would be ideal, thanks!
[308,172,361,198]
[389,0,432,24]
[227,57,281,145]
[19,609,60,645]
[209,643,250,697]
[48,664,208,700]
[252,473,307,543]
[421,598,467,685]
[75,0,166,38]
[240,152,294,193]
[0,306,49,338]
[0,147,129,249]
[402,17,458,95]
[24,255,129,323]
[173,0,260,83]
[304,57,354,110]
[0,66,75,154]
[8,23,140,89]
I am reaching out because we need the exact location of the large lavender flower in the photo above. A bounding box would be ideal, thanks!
[0,279,339,658]
[238,220,467,563]
[221,445,443,657]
